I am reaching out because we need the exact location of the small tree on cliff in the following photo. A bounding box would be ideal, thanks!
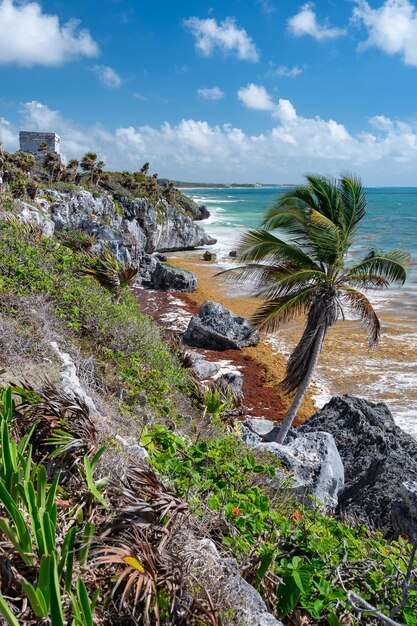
[227,174,410,444]
[80,152,104,185]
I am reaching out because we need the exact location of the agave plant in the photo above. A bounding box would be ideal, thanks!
[77,247,138,302]
[94,532,180,624]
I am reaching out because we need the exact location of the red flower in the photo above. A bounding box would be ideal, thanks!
[232,506,241,516]
[292,510,302,521]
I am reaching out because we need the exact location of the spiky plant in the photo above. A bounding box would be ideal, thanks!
[77,248,138,302]
[94,532,180,624]
[223,174,410,443]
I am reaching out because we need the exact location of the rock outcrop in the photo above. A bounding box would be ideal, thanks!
[241,420,344,509]
[183,301,260,350]
[298,395,417,534]
[23,188,216,291]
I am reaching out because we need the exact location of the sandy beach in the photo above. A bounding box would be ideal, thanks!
[163,250,417,435]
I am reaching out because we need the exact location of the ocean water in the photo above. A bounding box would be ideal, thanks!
[184,187,417,436]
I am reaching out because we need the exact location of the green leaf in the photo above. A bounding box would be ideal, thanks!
[327,612,340,626]
[18,578,48,617]
[277,574,301,617]
[76,579,93,626]
[0,593,20,626]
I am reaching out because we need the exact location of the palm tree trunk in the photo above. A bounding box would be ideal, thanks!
[275,324,326,444]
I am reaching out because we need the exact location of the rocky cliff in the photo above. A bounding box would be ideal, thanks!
[16,187,216,291]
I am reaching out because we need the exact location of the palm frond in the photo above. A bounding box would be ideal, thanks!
[340,287,380,346]
[251,287,315,333]
[256,269,326,300]
[304,174,343,223]
[339,173,366,235]
[236,229,321,270]
[340,273,390,290]
[307,209,342,265]
[343,249,411,285]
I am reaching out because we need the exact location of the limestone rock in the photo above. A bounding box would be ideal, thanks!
[299,394,417,534]
[256,432,344,509]
[183,301,260,350]
[187,352,221,380]
[145,261,198,292]
[18,201,55,237]
[121,197,216,252]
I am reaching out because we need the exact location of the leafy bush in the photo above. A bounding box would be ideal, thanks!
[143,426,417,625]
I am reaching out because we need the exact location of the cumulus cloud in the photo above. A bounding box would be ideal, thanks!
[184,16,259,62]
[2,100,417,184]
[197,87,225,101]
[237,84,297,122]
[353,0,417,66]
[237,83,275,111]
[0,0,99,66]
[288,3,346,40]
[91,65,124,89]
[257,0,275,15]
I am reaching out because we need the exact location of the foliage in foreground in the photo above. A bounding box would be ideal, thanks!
[0,385,217,625]
[143,425,417,625]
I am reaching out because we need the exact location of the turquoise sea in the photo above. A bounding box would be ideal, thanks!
[187,187,417,284]
[182,187,417,437]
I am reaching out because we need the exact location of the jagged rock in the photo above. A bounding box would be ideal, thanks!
[18,202,55,237]
[253,432,344,509]
[183,301,260,350]
[145,262,197,292]
[229,250,237,258]
[217,371,244,397]
[203,250,216,261]
[47,189,118,232]
[299,395,417,534]
[154,253,168,262]
[187,352,221,380]
[121,197,216,252]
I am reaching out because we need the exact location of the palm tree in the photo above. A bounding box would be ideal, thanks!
[77,247,138,303]
[226,174,410,444]
[80,152,105,185]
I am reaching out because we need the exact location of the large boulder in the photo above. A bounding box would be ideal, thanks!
[144,261,197,292]
[242,420,344,509]
[298,395,417,534]
[183,301,260,350]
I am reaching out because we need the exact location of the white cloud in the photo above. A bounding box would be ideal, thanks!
[353,0,417,66]
[184,16,259,62]
[91,65,124,89]
[133,92,148,101]
[288,3,346,40]
[3,100,417,184]
[0,0,99,67]
[275,65,303,78]
[238,83,275,111]
[237,84,297,122]
[197,87,225,101]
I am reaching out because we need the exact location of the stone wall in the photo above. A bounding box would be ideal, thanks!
[19,131,61,158]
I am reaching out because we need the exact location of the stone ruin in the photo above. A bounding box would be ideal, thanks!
[19,131,62,161]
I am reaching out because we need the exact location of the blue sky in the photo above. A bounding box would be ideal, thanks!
[2,0,417,184]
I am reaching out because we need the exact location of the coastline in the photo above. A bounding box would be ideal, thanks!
[166,251,317,422]
[167,250,417,437]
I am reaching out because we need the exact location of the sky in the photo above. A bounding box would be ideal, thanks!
[2,0,417,184]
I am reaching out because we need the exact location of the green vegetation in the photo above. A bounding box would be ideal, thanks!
[143,425,417,625]
[226,174,410,443]
[0,219,188,413]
